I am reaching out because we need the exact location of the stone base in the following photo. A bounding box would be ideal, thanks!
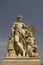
[3,57,41,65]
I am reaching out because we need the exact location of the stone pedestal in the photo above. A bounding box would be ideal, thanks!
[3,57,41,65]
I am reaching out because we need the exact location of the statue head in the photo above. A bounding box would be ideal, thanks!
[17,15,22,22]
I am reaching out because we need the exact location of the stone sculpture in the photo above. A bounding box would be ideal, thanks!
[5,15,39,57]
[3,15,41,65]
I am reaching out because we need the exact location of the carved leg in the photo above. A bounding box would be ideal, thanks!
[17,42,25,56]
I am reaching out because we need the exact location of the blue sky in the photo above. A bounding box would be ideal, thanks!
[0,0,43,64]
